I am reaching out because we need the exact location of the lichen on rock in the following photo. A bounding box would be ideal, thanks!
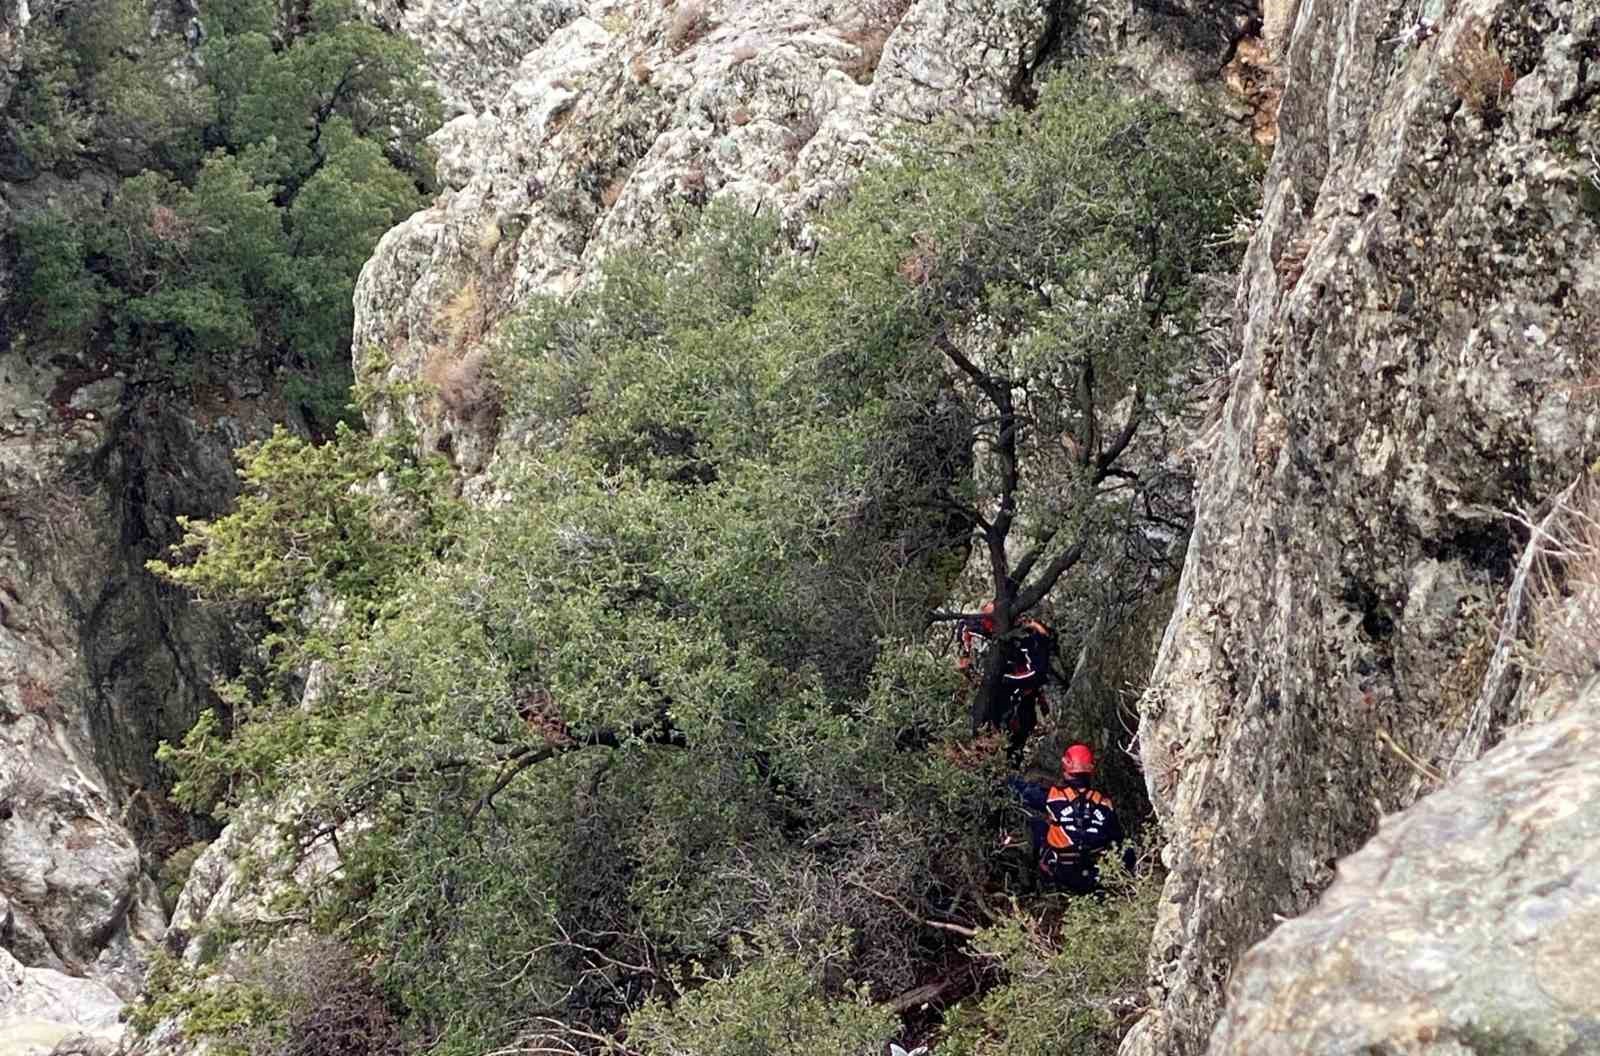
[1207,675,1600,1055]
[1128,2,1600,1053]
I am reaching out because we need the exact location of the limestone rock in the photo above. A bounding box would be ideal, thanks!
[355,0,582,117]
[1208,678,1600,1054]
[0,711,155,993]
[0,947,124,1056]
[166,801,345,966]
[354,0,1190,482]
[1127,2,1600,1054]
[0,360,168,1000]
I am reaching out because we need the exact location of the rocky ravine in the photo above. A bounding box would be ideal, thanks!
[2,0,1260,1043]
[0,2,281,1047]
[22,0,1598,1051]
[0,334,278,1049]
[1130,1,1600,1054]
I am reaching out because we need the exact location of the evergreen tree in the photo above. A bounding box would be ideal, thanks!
[148,69,1256,1056]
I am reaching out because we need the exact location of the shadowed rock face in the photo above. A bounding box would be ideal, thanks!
[1,362,268,1001]
[0,2,270,1014]
[1128,2,1600,1053]
[1208,678,1600,1055]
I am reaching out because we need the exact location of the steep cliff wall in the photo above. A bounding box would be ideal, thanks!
[0,0,278,1020]
[0,345,277,1004]
[1129,2,1600,1053]
[1209,674,1600,1054]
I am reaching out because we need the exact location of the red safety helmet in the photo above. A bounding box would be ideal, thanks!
[1061,743,1095,775]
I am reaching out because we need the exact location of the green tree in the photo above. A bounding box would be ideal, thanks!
[221,0,440,193]
[803,80,1256,731]
[3,0,436,428]
[151,67,1255,1056]
[3,0,210,173]
[936,868,1159,1056]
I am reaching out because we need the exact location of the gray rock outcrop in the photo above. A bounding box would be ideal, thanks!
[352,0,1261,481]
[354,0,583,117]
[1208,677,1600,1055]
[1,363,165,1000]
[1,336,274,988]
[353,0,1023,477]
[1128,2,1600,1053]
[1,8,278,1014]
[0,947,124,1056]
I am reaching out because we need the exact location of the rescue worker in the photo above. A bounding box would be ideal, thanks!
[1007,743,1126,895]
[954,600,1056,756]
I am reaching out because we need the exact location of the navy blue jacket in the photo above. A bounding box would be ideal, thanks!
[1007,775,1125,893]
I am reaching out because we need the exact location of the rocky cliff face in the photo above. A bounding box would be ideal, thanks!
[0,0,278,1033]
[0,346,275,1009]
[1129,2,1600,1053]
[1208,674,1600,1055]
[353,0,1052,477]
[351,0,1261,480]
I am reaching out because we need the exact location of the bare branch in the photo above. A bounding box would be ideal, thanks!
[1012,538,1087,614]
[844,877,978,938]
[466,722,687,825]
[1093,388,1143,482]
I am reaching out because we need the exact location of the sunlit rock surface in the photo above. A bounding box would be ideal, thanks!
[352,0,1255,482]
[0,947,124,1056]
[1128,2,1600,1053]
[1208,677,1600,1055]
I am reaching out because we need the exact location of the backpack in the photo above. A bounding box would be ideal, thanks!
[1040,785,1115,872]
[1010,618,1057,691]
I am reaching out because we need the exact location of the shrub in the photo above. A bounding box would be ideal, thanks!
[935,866,1159,1056]
[130,937,402,1056]
[625,937,895,1056]
[1443,15,1516,115]
[257,936,405,1056]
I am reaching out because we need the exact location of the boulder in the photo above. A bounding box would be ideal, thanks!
[1208,679,1600,1054]
[0,947,123,1056]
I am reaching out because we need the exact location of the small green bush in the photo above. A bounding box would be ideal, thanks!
[626,937,895,1056]
[936,865,1158,1056]
[158,841,212,915]
[130,936,402,1056]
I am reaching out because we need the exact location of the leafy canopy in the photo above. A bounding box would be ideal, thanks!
[4,0,440,428]
[151,68,1256,1056]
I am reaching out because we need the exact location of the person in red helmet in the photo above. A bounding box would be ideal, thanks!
[1007,742,1126,894]
[954,600,1057,757]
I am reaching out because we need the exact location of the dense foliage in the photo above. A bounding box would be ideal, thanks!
[3,0,439,428]
[148,71,1255,1056]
